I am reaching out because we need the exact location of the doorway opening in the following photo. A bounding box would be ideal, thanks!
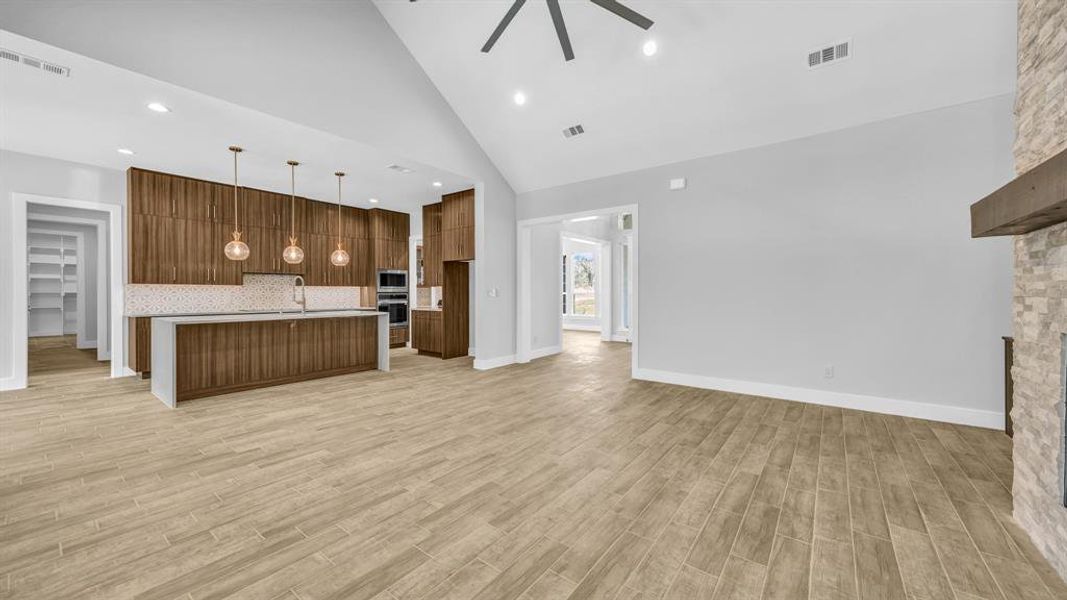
[516,205,637,373]
[6,193,124,390]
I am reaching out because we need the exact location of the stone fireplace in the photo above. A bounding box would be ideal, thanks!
[1008,0,1067,582]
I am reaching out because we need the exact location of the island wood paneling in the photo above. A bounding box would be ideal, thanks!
[442,261,469,359]
[442,188,475,261]
[174,316,377,401]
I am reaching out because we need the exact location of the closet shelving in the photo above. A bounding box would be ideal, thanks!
[27,232,79,337]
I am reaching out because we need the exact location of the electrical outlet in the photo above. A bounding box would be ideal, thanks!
[824,365,835,379]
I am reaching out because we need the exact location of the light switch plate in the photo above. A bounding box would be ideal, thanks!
[669,177,687,190]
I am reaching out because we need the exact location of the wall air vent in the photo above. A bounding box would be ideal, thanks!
[0,47,71,77]
[807,39,851,69]
[386,164,415,174]
[562,124,585,139]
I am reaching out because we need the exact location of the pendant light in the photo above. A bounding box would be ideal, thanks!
[330,171,351,266]
[223,146,250,261]
[282,160,304,264]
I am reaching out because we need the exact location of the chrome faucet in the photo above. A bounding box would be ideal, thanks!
[293,275,306,315]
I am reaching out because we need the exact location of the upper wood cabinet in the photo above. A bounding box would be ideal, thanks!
[129,168,228,222]
[422,203,442,287]
[370,209,409,271]
[442,189,475,261]
[128,167,395,287]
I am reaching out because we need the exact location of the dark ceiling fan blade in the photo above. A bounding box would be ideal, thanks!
[481,0,528,53]
[588,0,653,30]
[546,0,575,61]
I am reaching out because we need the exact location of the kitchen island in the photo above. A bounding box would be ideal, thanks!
[150,310,389,407]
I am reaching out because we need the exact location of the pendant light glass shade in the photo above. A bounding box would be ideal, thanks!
[225,146,249,261]
[331,171,350,266]
[283,160,304,264]
[225,231,250,261]
[330,243,350,266]
[283,237,304,264]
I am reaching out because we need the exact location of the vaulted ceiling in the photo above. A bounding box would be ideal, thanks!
[375,0,1016,194]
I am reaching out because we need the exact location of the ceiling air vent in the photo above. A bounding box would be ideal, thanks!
[562,124,585,139]
[807,39,851,69]
[386,164,414,174]
[0,47,71,77]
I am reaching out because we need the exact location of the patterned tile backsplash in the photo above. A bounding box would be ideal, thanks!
[125,274,369,316]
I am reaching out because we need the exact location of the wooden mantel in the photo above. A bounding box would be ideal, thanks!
[970,147,1067,237]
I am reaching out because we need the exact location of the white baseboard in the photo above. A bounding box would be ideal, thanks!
[633,367,1003,430]
[78,339,98,350]
[610,334,631,343]
[563,324,600,332]
[529,345,562,361]
[0,375,26,391]
[468,347,476,357]
[473,354,516,371]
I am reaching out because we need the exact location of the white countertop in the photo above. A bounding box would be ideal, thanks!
[155,310,386,325]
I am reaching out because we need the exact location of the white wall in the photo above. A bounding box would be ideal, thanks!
[529,223,562,354]
[518,96,1016,426]
[1,150,124,380]
[0,0,517,366]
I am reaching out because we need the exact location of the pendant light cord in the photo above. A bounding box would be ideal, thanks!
[232,148,239,233]
[337,174,343,242]
[290,163,296,238]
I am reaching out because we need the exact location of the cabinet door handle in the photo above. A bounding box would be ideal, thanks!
[172,266,177,282]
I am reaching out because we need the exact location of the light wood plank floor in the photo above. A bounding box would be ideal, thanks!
[2,332,1064,600]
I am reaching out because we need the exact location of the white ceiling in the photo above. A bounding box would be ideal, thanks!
[0,30,473,214]
[375,0,1017,194]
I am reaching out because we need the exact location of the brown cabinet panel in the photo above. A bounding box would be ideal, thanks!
[411,310,442,355]
[212,223,243,285]
[242,226,283,274]
[303,233,332,286]
[128,169,177,217]
[129,213,174,284]
[442,189,475,261]
[442,261,470,359]
[128,317,152,373]
[172,218,215,284]
[305,199,335,236]
[174,317,377,401]
[389,326,408,348]
[422,203,442,287]
[350,237,372,286]
[346,207,370,240]
[244,320,298,384]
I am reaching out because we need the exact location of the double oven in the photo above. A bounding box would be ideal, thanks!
[376,270,408,328]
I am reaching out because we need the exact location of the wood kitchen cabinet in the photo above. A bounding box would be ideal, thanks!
[128,167,392,287]
[411,309,442,355]
[173,316,378,401]
[128,317,152,374]
[442,188,475,261]
[422,203,442,287]
[370,209,409,271]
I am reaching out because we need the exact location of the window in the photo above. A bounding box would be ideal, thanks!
[571,252,596,316]
[561,253,568,314]
[621,241,631,330]
[562,244,597,317]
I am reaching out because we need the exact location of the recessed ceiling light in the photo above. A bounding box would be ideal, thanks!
[369,198,379,204]
[117,148,135,155]
[513,91,527,106]
[642,39,658,57]
[432,181,443,188]
[569,215,598,222]
[146,102,171,113]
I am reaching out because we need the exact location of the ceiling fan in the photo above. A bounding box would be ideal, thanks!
[479,0,655,62]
